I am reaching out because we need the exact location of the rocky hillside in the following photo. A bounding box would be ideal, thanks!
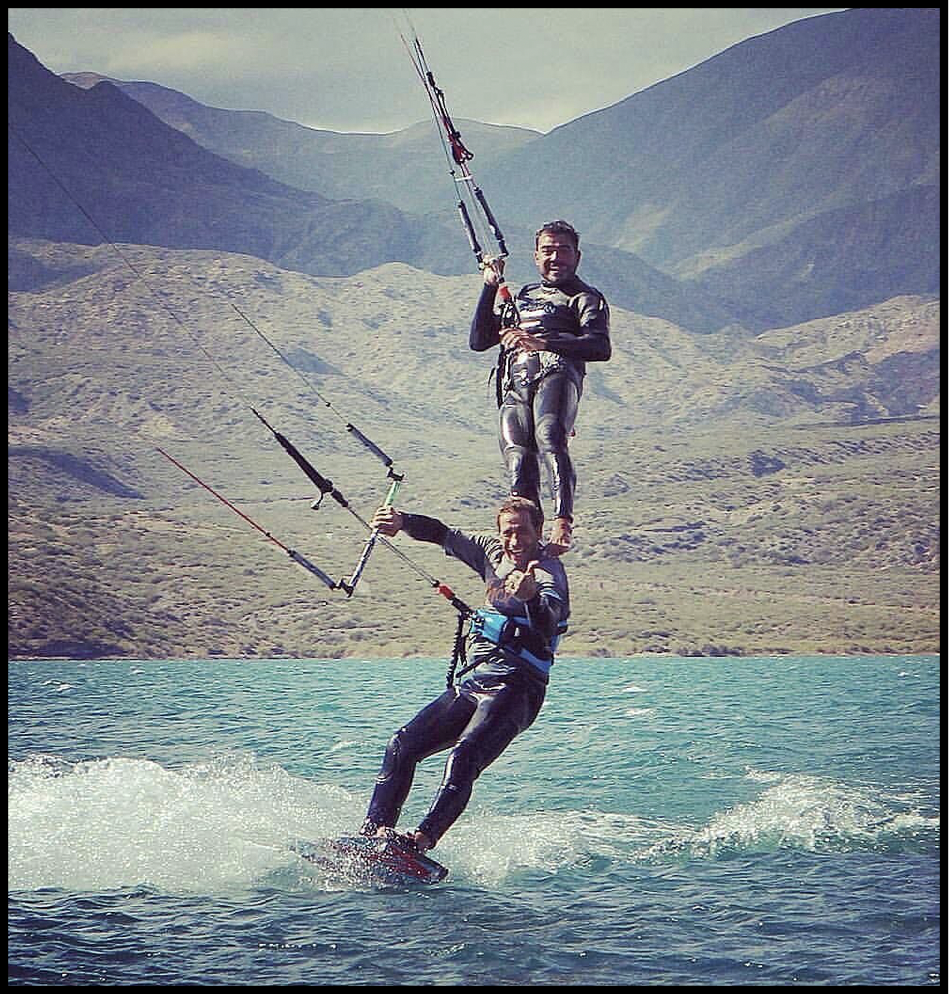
[7,8,941,660]
[8,240,940,659]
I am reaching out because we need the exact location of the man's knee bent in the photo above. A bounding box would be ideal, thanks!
[441,736,488,791]
[376,726,418,784]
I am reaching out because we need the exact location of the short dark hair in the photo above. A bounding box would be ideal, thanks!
[496,495,544,531]
[535,219,580,251]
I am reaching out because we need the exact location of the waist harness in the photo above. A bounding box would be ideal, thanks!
[494,349,571,407]
[470,609,568,675]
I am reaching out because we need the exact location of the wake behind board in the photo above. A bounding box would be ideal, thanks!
[292,835,448,886]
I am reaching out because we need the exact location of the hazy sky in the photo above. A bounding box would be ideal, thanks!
[8,8,844,134]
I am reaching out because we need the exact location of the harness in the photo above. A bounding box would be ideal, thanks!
[493,286,585,407]
[470,608,569,675]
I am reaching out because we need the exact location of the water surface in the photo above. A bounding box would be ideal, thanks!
[8,656,940,985]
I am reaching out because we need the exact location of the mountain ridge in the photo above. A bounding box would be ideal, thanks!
[61,72,543,214]
[479,7,940,327]
[50,8,942,332]
[8,239,940,658]
[9,32,732,334]
[7,9,941,659]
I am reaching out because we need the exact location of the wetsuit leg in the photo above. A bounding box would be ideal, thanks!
[532,372,580,521]
[417,676,545,845]
[362,688,475,835]
[499,385,541,510]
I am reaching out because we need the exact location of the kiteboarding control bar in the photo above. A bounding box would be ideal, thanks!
[156,447,474,619]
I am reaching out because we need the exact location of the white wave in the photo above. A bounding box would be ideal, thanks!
[7,752,364,893]
[10,753,938,894]
[438,808,682,887]
[328,740,360,754]
[643,771,940,860]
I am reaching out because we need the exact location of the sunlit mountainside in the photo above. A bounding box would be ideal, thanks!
[7,8,940,659]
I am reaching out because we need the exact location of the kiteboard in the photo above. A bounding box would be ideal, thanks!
[292,833,449,886]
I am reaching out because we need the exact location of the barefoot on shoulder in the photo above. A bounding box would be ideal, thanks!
[546,517,574,557]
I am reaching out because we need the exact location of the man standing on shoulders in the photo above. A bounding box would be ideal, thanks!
[470,219,611,556]
[359,496,569,853]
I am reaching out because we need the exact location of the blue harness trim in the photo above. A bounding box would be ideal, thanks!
[470,609,567,675]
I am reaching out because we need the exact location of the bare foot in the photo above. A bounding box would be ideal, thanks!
[374,826,433,852]
[546,517,573,556]
[407,829,433,851]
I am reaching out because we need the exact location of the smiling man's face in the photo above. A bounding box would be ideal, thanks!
[534,231,580,285]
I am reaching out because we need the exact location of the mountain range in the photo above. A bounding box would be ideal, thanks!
[7,35,460,279]
[53,7,942,332]
[59,73,542,217]
[7,8,940,660]
[12,7,942,333]
[8,32,725,334]
[479,7,940,329]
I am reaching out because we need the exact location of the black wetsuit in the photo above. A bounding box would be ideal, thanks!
[470,276,611,521]
[361,513,570,846]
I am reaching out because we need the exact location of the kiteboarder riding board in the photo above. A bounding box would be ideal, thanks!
[291,833,449,887]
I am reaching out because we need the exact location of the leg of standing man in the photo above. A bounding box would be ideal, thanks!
[533,371,580,554]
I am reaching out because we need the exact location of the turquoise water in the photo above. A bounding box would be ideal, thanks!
[8,656,941,985]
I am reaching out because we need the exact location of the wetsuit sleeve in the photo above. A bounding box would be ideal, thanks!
[469,283,502,352]
[540,291,611,362]
[442,529,497,580]
[399,516,498,580]
[400,513,449,545]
